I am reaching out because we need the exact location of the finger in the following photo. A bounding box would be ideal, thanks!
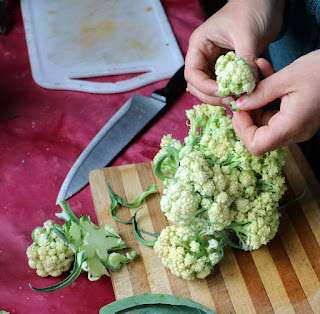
[231,114,241,137]
[185,39,222,95]
[258,110,278,126]
[256,58,275,78]
[250,109,278,127]
[234,40,259,80]
[232,110,293,155]
[250,109,263,127]
[233,68,290,111]
[187,82,224,106]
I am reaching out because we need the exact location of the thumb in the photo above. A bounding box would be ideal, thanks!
[232,68,288,111]
[235,40,259,81]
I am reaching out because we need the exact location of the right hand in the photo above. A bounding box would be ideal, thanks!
[184,0,285,105]
[232,53,320,156]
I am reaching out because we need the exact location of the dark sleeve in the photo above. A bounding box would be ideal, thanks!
[305,0,320,24]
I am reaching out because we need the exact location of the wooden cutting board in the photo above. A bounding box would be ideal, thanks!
[89,144,320,313]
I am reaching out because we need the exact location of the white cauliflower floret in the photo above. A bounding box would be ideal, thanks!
[159,134,183,150]
[26,220,74,277]
[189,240,201,253]
[160,180,201,223]
[208,202,234,231]
[154,223,223,280]
[215,51,256,97]
[177,151,215,197]
[208,239,219,250]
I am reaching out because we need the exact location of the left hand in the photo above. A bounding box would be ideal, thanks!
[231,51,320,155]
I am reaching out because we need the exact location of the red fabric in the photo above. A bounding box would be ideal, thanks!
[0,1,208,313]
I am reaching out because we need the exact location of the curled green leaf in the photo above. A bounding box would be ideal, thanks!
[152,152,173,181]
[107,182,158,224]
[132,215,159,247]
[107,183,160,246]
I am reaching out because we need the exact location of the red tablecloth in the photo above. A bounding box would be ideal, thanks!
[0,1,211,312]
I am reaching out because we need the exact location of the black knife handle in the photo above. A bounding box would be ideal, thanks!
[0,0,8,35]
[152,65,186,104]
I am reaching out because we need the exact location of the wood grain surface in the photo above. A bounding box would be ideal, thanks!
[89,144,320,313]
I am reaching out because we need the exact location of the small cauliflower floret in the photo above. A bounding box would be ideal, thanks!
[208,202,234,231]
[177,151,215,197]
[207,190,235,230]
[235,197,251,214]
[189,240,201,253]
[26,220,75,277]
[215,51,256,97]
[212,164,228,193]
[154,223,223,280]
[160,134,183,150]
[239,170,257,187]
[208,239,219,250]
[226,197,281,251]
[160,180,201,223]
[224,168,243,198]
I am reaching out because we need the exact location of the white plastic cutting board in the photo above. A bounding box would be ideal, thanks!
[21,0,184,93]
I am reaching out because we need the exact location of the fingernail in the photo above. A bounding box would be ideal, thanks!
[213,91,221,97]
[221,97,234,105]
[234,96,247,109]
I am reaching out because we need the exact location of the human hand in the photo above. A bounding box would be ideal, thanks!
[232,51,320,155]
[184,0,284,105]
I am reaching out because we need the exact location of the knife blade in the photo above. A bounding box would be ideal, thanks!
[56,65,186,204]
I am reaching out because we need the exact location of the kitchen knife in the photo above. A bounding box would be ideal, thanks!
[56,65,186,204]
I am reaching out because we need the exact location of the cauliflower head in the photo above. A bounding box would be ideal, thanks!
[26,220,74,277]
[215,51,256,97]
[154,104,287,249]
[153,104,289,280]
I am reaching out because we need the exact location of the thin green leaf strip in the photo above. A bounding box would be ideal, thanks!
[29,251,87,293]
[52,224,76,252]
[99,294,216,314]
[277,186,307,210]
[131,207,159,247]
[132,218,157,247]
[107,182,159,246]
